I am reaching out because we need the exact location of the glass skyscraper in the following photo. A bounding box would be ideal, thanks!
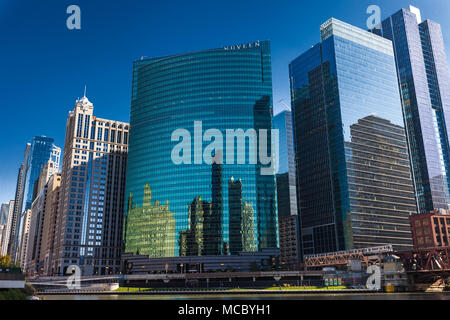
[23,136,60,211]
[371,6,450,213]
[124,41,278,259]
[290,18,417,255]
[9,137,60,262]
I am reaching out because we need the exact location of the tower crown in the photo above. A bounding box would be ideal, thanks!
[75,95,93,111]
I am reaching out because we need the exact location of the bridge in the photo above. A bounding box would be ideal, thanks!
[303,245,393,269]
[396,247,450,287]
[396,247,450,272]
[303,245,450,289]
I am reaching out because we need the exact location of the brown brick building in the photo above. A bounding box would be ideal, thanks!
[409,209,450,249]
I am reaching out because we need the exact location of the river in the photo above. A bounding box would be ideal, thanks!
[39,292,450,300]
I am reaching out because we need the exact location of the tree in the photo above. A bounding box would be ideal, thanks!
[0,255,12,267]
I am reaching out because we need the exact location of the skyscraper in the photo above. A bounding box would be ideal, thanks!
[274,110,301,266]
[8,146,29,260]
[18,209,32,271]
[25,160,59,274]
[53,95,128,275]
[124,41,278,263]
[370,6,450,213]
[0,203,10,255]
[8,138,60,264]
[40,173,61,275]
[1,200,14,256]
[22,137,60,212]
[0,225,4,256]
[0,203,9,226]
[290,18,417,256]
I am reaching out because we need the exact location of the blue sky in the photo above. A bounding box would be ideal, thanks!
[0,0,449,204]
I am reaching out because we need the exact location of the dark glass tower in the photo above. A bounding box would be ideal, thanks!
[125,41,278,258]
[290,18,417,255]
[370,6,450,213]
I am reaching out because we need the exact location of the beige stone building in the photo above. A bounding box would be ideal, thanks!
[53,95,128,275]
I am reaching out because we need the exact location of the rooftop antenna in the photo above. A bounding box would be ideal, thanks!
[83,85,87,97]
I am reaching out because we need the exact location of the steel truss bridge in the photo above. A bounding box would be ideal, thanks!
[304,245,450,286]
[303,245,393,269]
[396,247,450,284]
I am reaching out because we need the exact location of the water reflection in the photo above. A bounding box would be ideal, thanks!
[40,293,450,301]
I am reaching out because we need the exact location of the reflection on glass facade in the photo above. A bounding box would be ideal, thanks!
[346,116,416,249]
[274,111,298,217]
[273,110,301,265]
[228,177,256,254]
[290,18,417,255]
[371,7,450,213]
[125,41,278,258]
[126,184,176,257]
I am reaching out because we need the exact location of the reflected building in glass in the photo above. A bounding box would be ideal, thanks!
[274,110,301,266]
[290,18,417,255]
[274,110,298,218]
[124,41,278,260]
[126,184,176,258]
[370,6,450,213]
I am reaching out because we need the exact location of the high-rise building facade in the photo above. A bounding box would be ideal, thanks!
[371,6,450,213]
[25,160,59,274]
[274,110,301,266]
[40,173,61,275]
[0,203,8,255]
[1,200,14,256]
[9,138,60,264]
[290,18,417,256]
[8,146,29,260]
[53,95,128,275]
[18,209,32,270]
[22,137,60,212]
[0,203,9,226]
[0,225,4,255]
[26,184,48,274]
[124,41,278,261]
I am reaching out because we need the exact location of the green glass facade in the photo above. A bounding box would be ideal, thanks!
[124,41,278,258]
